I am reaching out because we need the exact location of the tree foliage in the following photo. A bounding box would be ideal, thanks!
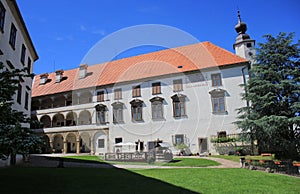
[236,32,300,160]
[0,62,43,165]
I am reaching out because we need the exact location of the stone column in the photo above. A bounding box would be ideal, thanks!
[49,140,54,153]
[76,139,80,154]
[90,137,95,155]
[63,140,67,154]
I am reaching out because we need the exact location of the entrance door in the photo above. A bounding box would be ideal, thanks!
[198,138,208,154]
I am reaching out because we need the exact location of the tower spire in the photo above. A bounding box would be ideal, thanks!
[233,10,255,64]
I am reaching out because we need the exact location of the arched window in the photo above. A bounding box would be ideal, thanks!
[130,99,143,122]
[95,104,108,124]
[209,89,226,113]
[150,97,164,120]
[112,102,124,123]
[171,94,186,118]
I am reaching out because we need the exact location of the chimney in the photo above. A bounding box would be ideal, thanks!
[55,69,64,83]
[39,73,49,85]
[79,64,88,79]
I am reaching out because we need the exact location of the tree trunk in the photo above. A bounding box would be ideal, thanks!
[10,153,16,165]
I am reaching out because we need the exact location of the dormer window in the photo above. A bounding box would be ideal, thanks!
[55,70,64,83]
[39,73,49,85]
[79,64,88,79]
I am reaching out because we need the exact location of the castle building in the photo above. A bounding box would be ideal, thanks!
[0,0,38,119]
[31,13,254,155]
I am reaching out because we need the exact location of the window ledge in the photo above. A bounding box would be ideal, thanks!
[152,118,165,121]
[212,111,228,115]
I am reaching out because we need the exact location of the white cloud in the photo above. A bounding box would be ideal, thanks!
[79,24,106,36]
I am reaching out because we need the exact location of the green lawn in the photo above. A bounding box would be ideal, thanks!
[0,167,299,193]
[211,155,274,163]
[211,155,241,162]
[62,156,220,167]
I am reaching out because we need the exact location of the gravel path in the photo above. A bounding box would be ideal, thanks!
[17,155,240,169]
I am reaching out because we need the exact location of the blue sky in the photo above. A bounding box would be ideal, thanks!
[17,0,300,75]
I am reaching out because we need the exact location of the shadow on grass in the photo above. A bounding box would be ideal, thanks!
[0,167,198,193]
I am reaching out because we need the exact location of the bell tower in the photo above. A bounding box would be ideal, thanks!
[233,11,256,64]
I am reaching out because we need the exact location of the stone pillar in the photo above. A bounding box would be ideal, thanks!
[49,140,54,153]
[90,137,95,155]
[63,140,67,154]
[76,139,80,154]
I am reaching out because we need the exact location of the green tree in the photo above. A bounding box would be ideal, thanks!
[236,32,300,160]
[0,62,43,165]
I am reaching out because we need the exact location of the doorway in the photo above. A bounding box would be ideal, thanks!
[198,138,208,154]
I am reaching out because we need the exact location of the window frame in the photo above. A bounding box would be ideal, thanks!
[24,91,29,110]
[27,57,32,74]
[9,23,17,49]
[130,99,143,122]
[211,73,222,87]
[114,88,122,100]
[132,85,141,97]
[171,94,186,118]
[150,97,164,120]
[98,139,105,148]
[152,82,161,95]
[95,104,107,124]
[209,89,226,113]
[112,102,124,123]
[0,1,5,33]
[17,84,22,104]
[173,79,183,92]
[20,44,26,65]
[97,91,104,102]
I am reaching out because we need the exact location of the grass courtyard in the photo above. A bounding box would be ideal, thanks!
[0,167,299,193]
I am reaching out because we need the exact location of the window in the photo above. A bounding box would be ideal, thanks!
[0,1,5,32]
[97,91,104,102]
[211,73,222,86]
[98,139,105,148]
[27,57,32,74]
[114,88,122,100]
[174,134,184,145]
[152,82,161,94]
[173,79,183,92]
[95,104,107,124]
[112,102,124,123]
[21,44,26,65]
[150,97,164,120]
[9,23,17,49]
[209,89,226,113]
[17,84,22,104]
[24,92,29,110]
[132,85,141,97]
[115,138,122,144]
[130,99,143,121]
[171,94,186,118]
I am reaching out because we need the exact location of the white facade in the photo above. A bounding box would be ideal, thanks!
[32,64,249,155]
[0,0,38,118]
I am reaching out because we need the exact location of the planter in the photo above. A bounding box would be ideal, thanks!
[293,162,300,167]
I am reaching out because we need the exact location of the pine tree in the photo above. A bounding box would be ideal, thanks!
[0,62,43,165]
[236,32,300,160]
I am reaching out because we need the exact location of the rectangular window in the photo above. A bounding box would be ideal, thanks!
[113,106,123,123]
[173,79,183,92]
[173,101,186,118]
[17,84,22,104]
[132,85,141,97]
[175,134,184,145]
[152,82,161,95]
[27,57,32,74]
[132,104,143,121]
[97,91,104,102]
[24,91,29,110]
[21,44,26,65]
[96,111,106,124]
[9,23,17,49]
[115,138,122,144]
[211,73,222,86]
[114,88,122,100]
[151,101,163,119]
[212,97,225,113]
[0,1,5,32]
[98,139,105,148]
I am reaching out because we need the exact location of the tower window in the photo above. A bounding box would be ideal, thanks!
[246,43,252,48]
[0,1,5,32]
[21,44,26,65]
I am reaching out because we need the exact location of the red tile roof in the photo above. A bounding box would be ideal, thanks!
[32,42,247,97]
